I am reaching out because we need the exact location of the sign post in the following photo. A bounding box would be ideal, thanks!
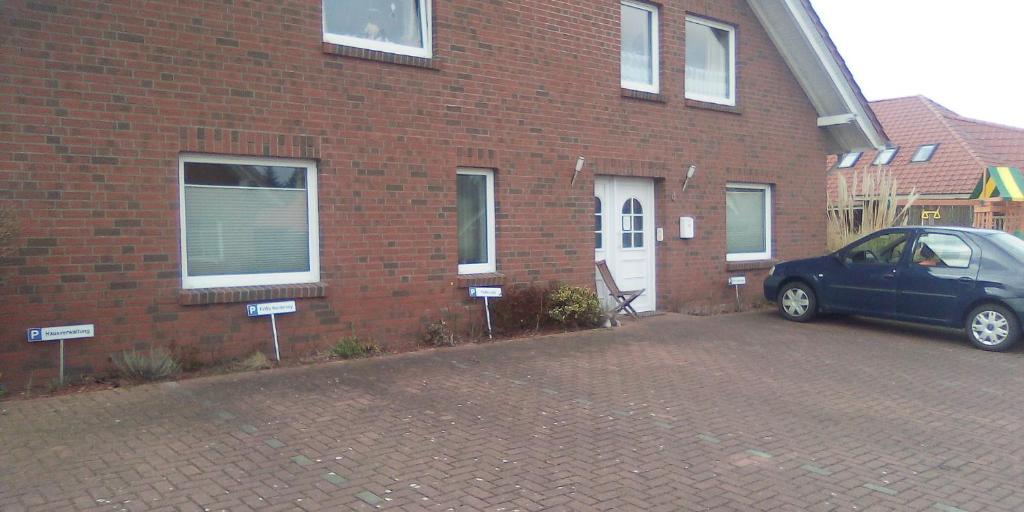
[246,301,297,361]
[469,287,502,339]
[27,324,95,385]
[728,276,746,312]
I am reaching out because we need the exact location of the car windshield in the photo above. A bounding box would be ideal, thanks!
[988,232,1024,262]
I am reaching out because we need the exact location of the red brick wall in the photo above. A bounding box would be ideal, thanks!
[0,0,828,386]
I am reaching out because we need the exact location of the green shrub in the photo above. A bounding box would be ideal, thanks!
[330,336,380,359]
[548,285,605,328]
[492,285,554,334]
[114,348,181,382]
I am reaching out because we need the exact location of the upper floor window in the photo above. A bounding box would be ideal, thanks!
[873,147,899,166]
[836,152,861,169]
[685,16,736,106]
[323,0,432,59]
[179,154,320,289]
[621,0,659,94]
[912,144,939,162]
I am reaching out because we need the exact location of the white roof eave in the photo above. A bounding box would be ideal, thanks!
[747,0,887,153]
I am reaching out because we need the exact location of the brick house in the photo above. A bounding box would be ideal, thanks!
[827,95,1024,231]
[1,0,885,385]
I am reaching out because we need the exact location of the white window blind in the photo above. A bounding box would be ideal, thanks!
[726,184,772,261]
[179,156,319,289]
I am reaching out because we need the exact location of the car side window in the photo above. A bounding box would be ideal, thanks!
[845,232,909,265]
[912,233,972,269]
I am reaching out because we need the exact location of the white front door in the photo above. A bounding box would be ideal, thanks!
[594,176,656,313]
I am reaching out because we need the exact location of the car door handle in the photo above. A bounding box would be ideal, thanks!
[883,273,897,279]
[958,276,975,283]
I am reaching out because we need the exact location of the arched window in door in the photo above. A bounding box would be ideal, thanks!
[621,198,644,248]
[595,197,603,249]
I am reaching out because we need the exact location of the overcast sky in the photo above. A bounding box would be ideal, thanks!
[811,0,1024,128]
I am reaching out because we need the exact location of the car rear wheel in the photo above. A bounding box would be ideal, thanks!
[966,303,1020,352]
[778,282,817,322]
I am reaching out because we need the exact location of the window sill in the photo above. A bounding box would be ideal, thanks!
[456,272,505,288]
[685,98,741,115]
[179,282,326,306]
[621,88,667,103]
[726,260,776,272]
[322,43,438,70]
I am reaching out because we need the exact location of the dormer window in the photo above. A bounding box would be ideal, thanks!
[912,144,939,162]
[873,147,898,166]
[836,152,861,169]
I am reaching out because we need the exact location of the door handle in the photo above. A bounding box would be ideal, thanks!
[958,276,975,283]
[883,272,897,279]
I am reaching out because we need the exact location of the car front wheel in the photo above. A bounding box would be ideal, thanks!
[778,282,817,322]
[967,304,1021,352]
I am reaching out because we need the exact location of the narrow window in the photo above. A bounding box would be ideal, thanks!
[873,147,899,166]
[912,144,939,162]
[322,0,432,58]
[457,168,496,274]
[836,152,861,169]
[621,1,659,94]
[595,197,604,249]
[685,16,736,106]
[179,154,320,289]
[726,184,772,261]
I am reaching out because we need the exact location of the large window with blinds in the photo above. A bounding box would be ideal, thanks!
[178,154,320,289]
[726,183,772,262]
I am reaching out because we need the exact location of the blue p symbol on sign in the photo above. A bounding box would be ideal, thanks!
[247,305,258,317]
[28,329,42,342]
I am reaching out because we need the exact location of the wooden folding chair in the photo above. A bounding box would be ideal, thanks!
[595,260,645,320]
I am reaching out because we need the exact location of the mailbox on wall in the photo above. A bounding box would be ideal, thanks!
[679,217,695,239]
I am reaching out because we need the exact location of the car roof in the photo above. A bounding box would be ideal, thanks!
[882,226,1003,236]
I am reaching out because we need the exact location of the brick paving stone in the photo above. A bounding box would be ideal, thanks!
[3,312,1024,510]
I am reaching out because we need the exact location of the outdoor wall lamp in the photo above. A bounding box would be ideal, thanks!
[570,156,585,187]
[682,164,697,191]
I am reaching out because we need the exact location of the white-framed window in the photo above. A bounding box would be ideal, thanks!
[726,183,772,261]
[178,154,320,289]
[685,15,736,106]
[457,168,496,274]
[873,147,899,166]
[836,152,861,169]
[595,197,604,249]
[621,0,659,94]
[322,0,432,59]
[912,143,939,162]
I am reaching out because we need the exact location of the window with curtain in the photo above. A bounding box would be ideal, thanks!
[457,169,496,274]
[685,16,735,105]
[323,0,431,58]
[621,0,659,93]
[726,184,772,261]
[179,155,319,289]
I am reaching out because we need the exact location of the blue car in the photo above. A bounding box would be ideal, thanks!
[764,227,1024,351]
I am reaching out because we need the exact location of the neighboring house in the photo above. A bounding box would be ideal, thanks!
[828,95,1024,230]
[0,0,884,385]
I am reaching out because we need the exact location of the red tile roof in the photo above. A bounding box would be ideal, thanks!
[826,96,1024,197]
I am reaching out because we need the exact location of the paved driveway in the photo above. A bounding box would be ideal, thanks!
[4,312,1024,511]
